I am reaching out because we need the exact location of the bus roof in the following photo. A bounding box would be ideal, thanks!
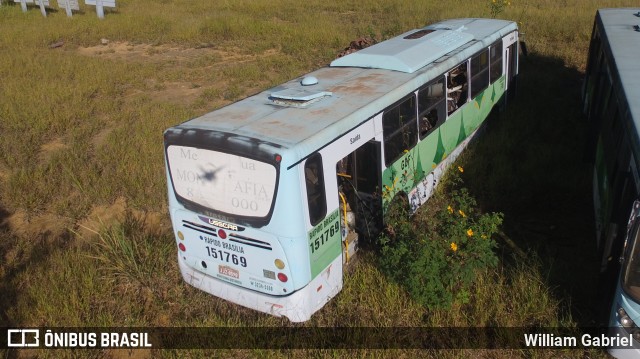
[596,9,640,138]
[329,23,475,73]
[175,18,517,167]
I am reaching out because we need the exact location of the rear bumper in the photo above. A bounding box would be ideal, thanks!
[177,253,342,322]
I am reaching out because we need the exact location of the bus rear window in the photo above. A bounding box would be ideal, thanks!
[166,145,277,218]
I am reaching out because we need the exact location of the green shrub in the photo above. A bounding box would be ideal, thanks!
[378,168,502,309]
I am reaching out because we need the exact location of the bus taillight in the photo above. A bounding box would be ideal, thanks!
[218,229,227,239]
[178,243,186,252]
[277,273,288,282]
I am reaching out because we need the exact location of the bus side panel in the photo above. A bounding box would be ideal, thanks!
[381,78,507,211]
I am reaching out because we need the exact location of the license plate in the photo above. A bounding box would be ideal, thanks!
[218,265,239,279]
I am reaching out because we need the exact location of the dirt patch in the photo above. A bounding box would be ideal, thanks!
[5,210,72,240]
[91,126,113,148]
[76,197,170,240]
[153,81,203,105]
[76,42,175,63]
[126,80,208,106]
[130,210,170,236]
[76,41,277,66]
[76,197,128,239]
[76,41,279,106]
[38,137,69,162]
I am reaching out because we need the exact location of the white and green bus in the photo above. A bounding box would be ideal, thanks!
[164,18,519,322]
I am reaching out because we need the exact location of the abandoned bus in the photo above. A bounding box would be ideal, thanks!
[164,18,519,322]
[583,8,640,357]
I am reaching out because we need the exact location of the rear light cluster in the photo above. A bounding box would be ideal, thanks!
[274,259,287,282]
[177,231,186,252]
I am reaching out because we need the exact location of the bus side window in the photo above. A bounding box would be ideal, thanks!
[489,40,503,83]
[470,49,489,98]
[418,77,446,139]
[383,95,417,166]
[305,153,327,225]
[447,62,468,115]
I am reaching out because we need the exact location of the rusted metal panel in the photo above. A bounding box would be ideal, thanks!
[173,18,518,164]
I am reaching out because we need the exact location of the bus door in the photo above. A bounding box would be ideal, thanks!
[336,140,383,257]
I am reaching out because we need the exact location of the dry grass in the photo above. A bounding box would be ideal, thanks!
[1,0,638,357]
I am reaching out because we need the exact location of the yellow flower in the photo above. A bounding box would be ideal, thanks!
[467,229,474,237]
[403,149,409,153]
[447,205,454,214]
[458,210,466,217]
[450,242,458,251]
[458,166,464,173]
[431,163,437,169]
[481,235,488,239]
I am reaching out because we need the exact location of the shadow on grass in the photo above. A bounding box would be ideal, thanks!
[0,205,68,331]
[461,52,599,325]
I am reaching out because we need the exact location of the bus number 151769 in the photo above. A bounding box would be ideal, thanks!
[309,222,340,254]
[205,246,248,267]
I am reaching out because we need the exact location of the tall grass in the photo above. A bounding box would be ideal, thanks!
[1,0,638,358]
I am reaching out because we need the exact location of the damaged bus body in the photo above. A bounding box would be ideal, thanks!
[164,18,519,322]
[583,8,640,358]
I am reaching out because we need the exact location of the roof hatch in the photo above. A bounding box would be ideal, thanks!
[330,27,474,73]
[269,88,332,108]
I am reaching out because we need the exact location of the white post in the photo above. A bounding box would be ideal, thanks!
[20,0,27,12]
[96,0,104,19]
[37,0,46,16]
[64,0,71,17]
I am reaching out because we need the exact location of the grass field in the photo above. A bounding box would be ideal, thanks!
[1,0,639,358]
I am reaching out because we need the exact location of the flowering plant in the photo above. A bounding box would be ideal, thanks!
[378,168,502,308]
[489,0,511,18]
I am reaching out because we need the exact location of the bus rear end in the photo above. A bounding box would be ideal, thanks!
[163,127,341,322]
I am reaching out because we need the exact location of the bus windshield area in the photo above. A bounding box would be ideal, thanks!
[166,145,277,219]
[623,227,640,304]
